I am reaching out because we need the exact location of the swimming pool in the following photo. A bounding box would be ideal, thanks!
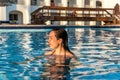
[0,26,120,80]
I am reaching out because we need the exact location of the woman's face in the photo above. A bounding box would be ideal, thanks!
[48,31,60,49]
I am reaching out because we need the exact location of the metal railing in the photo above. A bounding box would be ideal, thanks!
[31,6,117,24]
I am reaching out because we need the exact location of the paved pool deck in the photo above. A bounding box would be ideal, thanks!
[0,24,120,29]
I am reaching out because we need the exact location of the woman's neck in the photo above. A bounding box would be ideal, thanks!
[54,45,66,55]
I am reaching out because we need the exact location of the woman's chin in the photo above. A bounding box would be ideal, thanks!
[49,46,54,49]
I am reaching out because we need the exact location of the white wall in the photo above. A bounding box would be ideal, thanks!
[44,0,50,6]
[0,7,7,21]
[103,0,120,8]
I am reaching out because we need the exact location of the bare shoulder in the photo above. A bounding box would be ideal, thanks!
[45,50,55,56]
[45,51,52,56]
[66,51,76,58]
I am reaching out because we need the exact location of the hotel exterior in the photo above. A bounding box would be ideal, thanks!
[0,0,119,25]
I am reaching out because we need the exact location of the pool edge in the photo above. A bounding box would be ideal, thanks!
[0,25,120,29]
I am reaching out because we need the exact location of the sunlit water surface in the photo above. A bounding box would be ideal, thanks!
[0,27,120,80]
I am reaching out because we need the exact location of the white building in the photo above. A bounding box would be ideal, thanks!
[0,0,119,25]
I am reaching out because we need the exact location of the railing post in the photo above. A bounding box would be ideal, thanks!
[114,3,120,15]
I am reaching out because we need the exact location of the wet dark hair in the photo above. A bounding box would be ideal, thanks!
[51,28,69,51]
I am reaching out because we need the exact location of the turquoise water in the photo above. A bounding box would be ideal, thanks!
[0,27,120,80]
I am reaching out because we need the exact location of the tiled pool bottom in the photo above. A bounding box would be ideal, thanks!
[0,26,120,80]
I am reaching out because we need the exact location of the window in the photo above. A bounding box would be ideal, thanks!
[96,1,102,8]
[84,0,90,7]
[51,0,55,6]
[10,0,18,4]
[31,0,37,6]
[9,14,18,21]
[51,0,54,2]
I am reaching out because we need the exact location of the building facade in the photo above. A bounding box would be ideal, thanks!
[0,0,118,25]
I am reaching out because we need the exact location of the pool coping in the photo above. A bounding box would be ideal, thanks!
[0,25,120,29]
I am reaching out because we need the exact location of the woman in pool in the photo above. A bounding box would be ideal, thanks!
[44,28,76,80]
[13,28,77,79]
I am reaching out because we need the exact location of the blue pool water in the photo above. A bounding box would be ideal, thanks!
[0,27,120,80]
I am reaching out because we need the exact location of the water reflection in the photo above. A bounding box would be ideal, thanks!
[0,28,120,79]
[69,28,120,79]
[41,55,74,80]
[20,33,32,51]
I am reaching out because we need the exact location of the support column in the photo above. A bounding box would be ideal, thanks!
[43,0,51,25]
[0,6,7,21]
[60,0,67,25]
[23,0,30,24]
[44,0,50,6]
